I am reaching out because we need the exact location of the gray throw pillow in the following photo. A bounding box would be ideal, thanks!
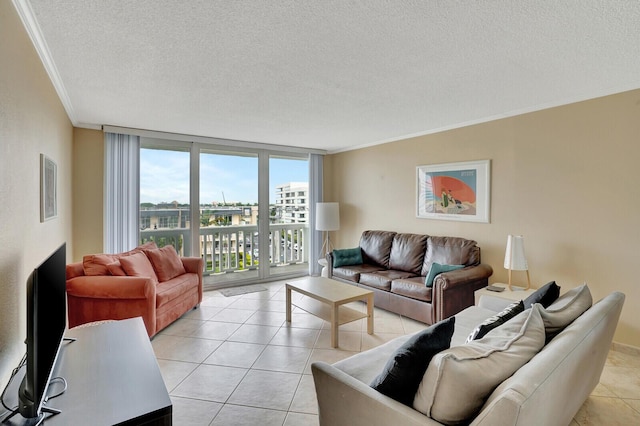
[414,306,546,424]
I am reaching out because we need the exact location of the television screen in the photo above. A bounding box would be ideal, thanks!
[18,243,67,420]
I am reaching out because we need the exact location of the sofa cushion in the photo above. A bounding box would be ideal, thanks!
[106,262,127,276]
[424,262,465,287]
[82,241,158,276]
[414,305,545,424]
[333,264,385,283]
[360,230,396,268]
[466,300,524,342]
[524,280,561,309]
[540,283,592,340]
[119,252,159,283]
[144,245,187,282]
[83,253,117,276]
[360,270,415,291]
[391,278,432,302]
[388,233,429,275]
[156,273,199,308]
[332,247,363,268]
[421,236,479,276]
[370,316,455,406]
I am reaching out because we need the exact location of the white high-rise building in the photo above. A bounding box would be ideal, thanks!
[274,182,308,223]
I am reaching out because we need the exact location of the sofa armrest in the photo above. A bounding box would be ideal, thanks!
[66,275,157,336]
[432,263,493,323]
[181,257,204,304]
[311,362,440,426]
[325,252,334,278]
[66,275,155,299]
[66,262,85,280]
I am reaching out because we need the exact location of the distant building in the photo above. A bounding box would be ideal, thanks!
[274,182,308,224]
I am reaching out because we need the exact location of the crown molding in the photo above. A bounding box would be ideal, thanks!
[12,0,77,125]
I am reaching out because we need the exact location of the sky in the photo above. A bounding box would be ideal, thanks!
[139,148,308,205]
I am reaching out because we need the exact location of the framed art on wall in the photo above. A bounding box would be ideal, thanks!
[416,159,490,223]
[40,153,57,222]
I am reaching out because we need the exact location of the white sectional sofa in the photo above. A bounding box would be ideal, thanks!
[311,290,625,426]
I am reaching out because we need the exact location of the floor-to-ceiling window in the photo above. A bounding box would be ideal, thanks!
[268,155,310,278]
[139,143,192,256]
[138,136,312,288]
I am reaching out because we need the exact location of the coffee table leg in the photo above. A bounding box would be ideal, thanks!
[366,294,374,335]
[331,303,339,348]
[285,285,292,323]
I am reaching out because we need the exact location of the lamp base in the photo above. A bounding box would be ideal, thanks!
[507,269,531,291]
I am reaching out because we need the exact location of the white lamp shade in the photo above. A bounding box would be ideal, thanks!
[504,235,528,271]
[316,202,340,231]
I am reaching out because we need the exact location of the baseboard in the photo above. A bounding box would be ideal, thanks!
[611,341,640,356]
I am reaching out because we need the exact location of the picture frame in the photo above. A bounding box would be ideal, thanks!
[416,159,490,223]
[40,154,57,222]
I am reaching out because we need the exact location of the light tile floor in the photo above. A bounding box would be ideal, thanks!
[151,280,640,426]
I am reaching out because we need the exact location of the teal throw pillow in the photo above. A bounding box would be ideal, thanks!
[425,262,465,287]
[333,247,363,268]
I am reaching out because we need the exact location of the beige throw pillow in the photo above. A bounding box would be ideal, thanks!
[413,305,546,425]
[539,283,592,338]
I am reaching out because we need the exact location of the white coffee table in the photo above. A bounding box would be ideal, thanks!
[286,277,374,348]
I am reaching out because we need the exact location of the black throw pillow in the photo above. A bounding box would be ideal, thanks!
[370,316,455,406]
[466,300,524,342]
[523,281,561,309]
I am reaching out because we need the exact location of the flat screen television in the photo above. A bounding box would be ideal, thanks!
[17,242,67,421]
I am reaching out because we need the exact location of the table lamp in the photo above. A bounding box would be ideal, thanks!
[503,234,531,290]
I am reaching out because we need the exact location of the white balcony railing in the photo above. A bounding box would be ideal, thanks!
[140,224,309,276]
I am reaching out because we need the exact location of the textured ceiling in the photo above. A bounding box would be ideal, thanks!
[18,0,640,152]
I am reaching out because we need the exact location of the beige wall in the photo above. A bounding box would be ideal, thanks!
[0,2,73,387]
[72,128,104,261]
[325,89,640,347]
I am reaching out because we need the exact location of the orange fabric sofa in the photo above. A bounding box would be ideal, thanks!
[66,242,203,337]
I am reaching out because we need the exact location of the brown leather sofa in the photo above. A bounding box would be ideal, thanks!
[327,230,493,324]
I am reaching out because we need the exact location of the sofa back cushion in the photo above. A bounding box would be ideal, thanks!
[359,230,396,268]
[388,233,429,275]
[421,236,480,276]
[82,241,158,276]
[119,251,159,283]
[144,245,187,282]
[414,305,545,424]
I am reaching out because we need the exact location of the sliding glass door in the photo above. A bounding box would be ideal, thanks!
[200,149,259,285]
[268,155,310,278]
[139,137,312,288]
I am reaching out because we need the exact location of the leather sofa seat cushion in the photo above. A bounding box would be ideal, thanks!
[390,278,433,302]
[360,230,396,268]
[156,273,199,308]
[421,236,480,276]
[333,264,385,283]
[360,270,416,291]
[388,233,429,275]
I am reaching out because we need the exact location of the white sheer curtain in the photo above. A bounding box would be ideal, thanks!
[104,132,140,253]
[308,153,324,275]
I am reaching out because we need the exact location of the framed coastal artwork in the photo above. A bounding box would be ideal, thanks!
[416,160,490,223]
[40,154,57,222]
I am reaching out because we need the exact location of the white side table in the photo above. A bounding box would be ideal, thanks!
[474,282,536,306]
[318,258,329,277]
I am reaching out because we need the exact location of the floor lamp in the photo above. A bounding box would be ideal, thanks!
[316,202,340,257]
[503,234,531,290]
